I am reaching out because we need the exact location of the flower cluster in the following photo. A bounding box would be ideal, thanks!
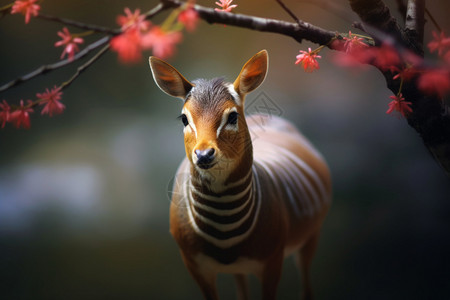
[386,93,412,117]
[295,48,322,72]
[0,86,64,129]
[297,31,450,118]
[111,3,199,63]
[55,27,85,61]
[11,0,40,24]
[4,1,202,129]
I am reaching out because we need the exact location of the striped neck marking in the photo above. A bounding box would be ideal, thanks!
[185,166,261,249]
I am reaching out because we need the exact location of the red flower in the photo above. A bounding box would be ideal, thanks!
[386,93,412,117]
[37,86,65,117]
[141,26,182,59]
[343,31,368,54]
[10,100,34,129]
[110,28,143,63]
[117,7,151,32]
[215,0,237,12]
[428,31,450,56]
[392,66,417,82]
[417,69,450,98]
[11,0,40,24]
[295,48,321,73]
[55,27,84,61]
[0,100,11,128]
[178,6,199,32]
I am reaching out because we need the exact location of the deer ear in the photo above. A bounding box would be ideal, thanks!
[234,50,268,95]
[149,56,193,99]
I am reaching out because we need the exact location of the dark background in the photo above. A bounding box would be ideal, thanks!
[1,0,449,299]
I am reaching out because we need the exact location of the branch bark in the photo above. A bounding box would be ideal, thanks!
[348,0,450,177]
[166,0,336,45]
[405,0,425,50]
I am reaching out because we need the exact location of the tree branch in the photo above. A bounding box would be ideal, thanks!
[0,2,169,94]
[275,0,302,26]
[405,0,425,48]
[166,0,336,45]
[348,0,404,45]
[60,44,110,90]
[37,13,121,35]
[0,36,111,93]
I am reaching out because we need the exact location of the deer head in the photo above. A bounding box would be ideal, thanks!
[149,50,268,184]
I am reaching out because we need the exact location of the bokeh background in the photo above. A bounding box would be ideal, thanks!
[1,0,450,299]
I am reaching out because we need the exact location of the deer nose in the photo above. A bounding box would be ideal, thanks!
[195,148,216,169]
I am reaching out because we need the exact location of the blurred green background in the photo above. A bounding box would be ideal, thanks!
[1,0,450,299]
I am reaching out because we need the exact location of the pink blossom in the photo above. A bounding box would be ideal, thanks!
[428,31,450,56]
[54,27,84,61]
[295,48,321,73]
[417,69,450,98]
[215,0,237,12]
[141,26,182,59]
[0,100,11,128]
[11,0,40,24]
[117,7,151,32]
[386,93,412,117]
[392,66,417,82]
[37,86,65,117]
[110,28,143,63]
[343,31,368,54]
[178,6,199,32]
[10,100,34,129]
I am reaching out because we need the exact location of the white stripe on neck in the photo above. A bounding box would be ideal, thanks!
[184,167,261,249]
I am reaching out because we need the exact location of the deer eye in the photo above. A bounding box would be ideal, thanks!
[227,112,239,125]
[179,114,189,126]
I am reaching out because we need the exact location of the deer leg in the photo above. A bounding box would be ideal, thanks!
[180,252,219,300]
[260,253,284,300]
[234,274,249,300]
[295,233,320,300]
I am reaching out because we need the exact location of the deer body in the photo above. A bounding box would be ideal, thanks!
[150,51,331,300]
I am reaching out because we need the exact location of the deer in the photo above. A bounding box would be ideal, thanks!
[149,50,332,300]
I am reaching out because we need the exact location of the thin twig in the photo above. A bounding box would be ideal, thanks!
[145,2,169,19]
[275,0,302,26]
[60,44,110,90]
[0,36,111,93]
[352,21,366,32]
[37,13,121,35]
[297,0,356,25]
[425,7,442,32]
